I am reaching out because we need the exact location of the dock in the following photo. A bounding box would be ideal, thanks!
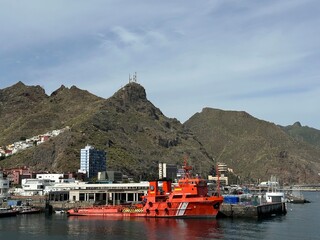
[218,202,287,219]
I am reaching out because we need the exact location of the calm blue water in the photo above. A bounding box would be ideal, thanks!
[0,192,319,240]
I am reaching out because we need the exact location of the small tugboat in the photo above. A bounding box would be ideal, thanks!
[67,161,223,218]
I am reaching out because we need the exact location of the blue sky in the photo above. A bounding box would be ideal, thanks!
[1,0,319,129]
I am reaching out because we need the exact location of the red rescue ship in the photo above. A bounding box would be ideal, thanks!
[67,161,223,218]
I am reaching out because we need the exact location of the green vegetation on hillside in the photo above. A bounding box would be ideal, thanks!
[280,122,320,149]
[184,108,320,184]
[1,83,320,184]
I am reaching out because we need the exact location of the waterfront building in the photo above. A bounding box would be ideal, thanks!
[78,145,107,179]
[2,166,35,185]
[176,168,185,179]
[13,176,148,205]
[106,171,123,183]
[45,181,149,204]
[217,163,228,175]
[0,172,9,200]
[208,162,229,185]
[97,171,106,180]
[158,163,177,180]
[36,173,75,183]
[21,178,54,196]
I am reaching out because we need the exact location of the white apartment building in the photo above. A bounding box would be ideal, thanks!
[36,173,75,183]
[0,172,9,200]
[21,179,54,196]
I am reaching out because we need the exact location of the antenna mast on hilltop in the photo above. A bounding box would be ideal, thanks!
[129,72,138,83]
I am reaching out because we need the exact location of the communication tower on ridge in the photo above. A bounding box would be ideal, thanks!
[129,72,138,83]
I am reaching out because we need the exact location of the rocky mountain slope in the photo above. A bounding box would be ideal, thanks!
[184,108,320,184]
[0,82,213,180]
[280,122,320,149]
[1,82,320,183]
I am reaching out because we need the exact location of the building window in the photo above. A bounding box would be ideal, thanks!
[89,193,94,200]
[79,193,85,201]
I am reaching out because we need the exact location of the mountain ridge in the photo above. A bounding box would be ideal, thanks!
[0,82,213,181]
[280,121,320,149]
[0,82,319,184]
[184,108,320,184]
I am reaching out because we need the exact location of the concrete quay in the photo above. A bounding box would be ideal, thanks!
[6,195,287,218]
[218,202,287,219]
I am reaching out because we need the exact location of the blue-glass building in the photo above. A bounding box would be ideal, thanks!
[79,145,106,179]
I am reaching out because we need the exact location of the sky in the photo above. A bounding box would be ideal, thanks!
[1,0,319,129]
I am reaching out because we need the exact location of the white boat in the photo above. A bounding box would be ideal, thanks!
[0,207,19,217]
[286,187,310,203]
[265,176,286,203]
[14,206,42,214]
[265,191,285,203]
[54,210,66,214]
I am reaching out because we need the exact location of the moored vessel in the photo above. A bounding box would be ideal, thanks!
[0,207,19,218]
[67,161,223,218]
[14,206,42,214]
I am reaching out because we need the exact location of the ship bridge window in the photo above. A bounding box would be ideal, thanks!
[186,195,196,198]
[172,195,182,199]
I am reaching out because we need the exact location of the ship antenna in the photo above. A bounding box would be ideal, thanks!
[183,155,192,179]
[129,72,138,83]
[133,72,137,82]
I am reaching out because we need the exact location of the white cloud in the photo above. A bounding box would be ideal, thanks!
[1,0,320,129]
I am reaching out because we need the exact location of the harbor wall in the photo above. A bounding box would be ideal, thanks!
[4,196,95,210]
[6,195,287,218]
[218,202,286,218]
[29,200,95,210]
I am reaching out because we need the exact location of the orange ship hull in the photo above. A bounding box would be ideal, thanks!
[67,197,223,218]
[68,161,224,218]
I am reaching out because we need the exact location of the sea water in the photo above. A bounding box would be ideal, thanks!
[0,191,319,240]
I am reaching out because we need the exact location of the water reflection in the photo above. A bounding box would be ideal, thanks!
[2,193,319,240]
[143,218,223,240]
[67,216,223,240]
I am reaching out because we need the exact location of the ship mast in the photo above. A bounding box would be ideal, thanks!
[216,163,221,196]
[183,156,192,179]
